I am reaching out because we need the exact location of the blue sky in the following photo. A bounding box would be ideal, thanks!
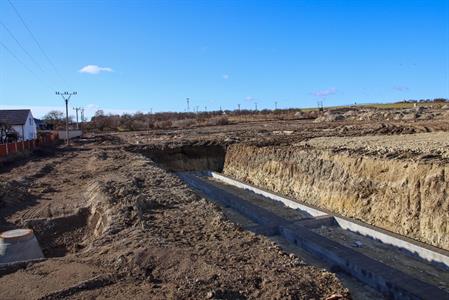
[0,0,448,118]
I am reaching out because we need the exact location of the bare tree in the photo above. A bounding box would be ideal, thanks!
[43,110,65,129]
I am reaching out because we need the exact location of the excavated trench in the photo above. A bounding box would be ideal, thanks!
[223,143,449,251]
[5,142,447,298]
[132,144,227,172]
[138,142,449,251]
[138,143,449,299]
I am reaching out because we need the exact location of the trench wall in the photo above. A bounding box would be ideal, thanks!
[132,144,226,172]
[223,144,449,250]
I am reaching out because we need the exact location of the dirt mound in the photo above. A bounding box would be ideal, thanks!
[0,180,30,209]
[25,209,91,257]
[0,180,35,231]
[314,111,345,123]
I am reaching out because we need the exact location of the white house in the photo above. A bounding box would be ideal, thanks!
[0,109,37,141]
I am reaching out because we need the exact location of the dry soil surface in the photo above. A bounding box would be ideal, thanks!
[301,131,449,160]
[0,135,348,300]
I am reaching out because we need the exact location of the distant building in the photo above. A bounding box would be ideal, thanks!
[34,118,53,130]
[0,110,37,141]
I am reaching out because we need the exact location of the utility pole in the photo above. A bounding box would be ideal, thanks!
[275,101,278,110]
[204,106,207,112]
[186,98,190,112]
[73,107,81,129]
[238,104,240,111]
[317,100,324,112]
[56,91,77,145]
[254,102,258,111]
[81,108,85,123]
[80,108,85,130]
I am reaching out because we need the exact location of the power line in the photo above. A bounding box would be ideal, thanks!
[0,40,54,90]
[0,21,45,73]
[7,0,67,86]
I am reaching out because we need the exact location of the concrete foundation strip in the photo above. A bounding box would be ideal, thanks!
[209,171,449,269]
[178,172,449,300]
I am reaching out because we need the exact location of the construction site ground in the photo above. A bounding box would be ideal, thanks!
[0,134,348,300]
[1,108,449,299]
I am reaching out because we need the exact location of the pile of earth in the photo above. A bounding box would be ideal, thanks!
[0,181,29,207]
[313,107,449,123]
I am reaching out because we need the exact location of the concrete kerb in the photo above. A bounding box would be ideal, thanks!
[334,217,449,270]
[210,172,326,217]
[279,225,448,300]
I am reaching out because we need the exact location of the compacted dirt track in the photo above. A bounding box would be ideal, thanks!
[0,135,348,300]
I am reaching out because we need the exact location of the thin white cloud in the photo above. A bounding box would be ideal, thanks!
[312,87,337,97]
[245,96,254,101]
[222,74,229,80]
[393,85,410,92]
[79,65,113,74]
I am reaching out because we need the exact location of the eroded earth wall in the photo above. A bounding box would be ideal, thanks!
[223,143,449,250]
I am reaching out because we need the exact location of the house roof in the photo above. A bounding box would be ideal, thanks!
[0,110,31,125]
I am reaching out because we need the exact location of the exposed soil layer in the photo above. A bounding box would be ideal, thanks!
[0,135,348,299]
[2,107,449,298]
[129,143,226,171]
[119,109,449,148]
[223,132,449,251]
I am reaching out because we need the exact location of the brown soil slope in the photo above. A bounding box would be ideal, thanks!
[224,132,449,251]
[0,135,348,299]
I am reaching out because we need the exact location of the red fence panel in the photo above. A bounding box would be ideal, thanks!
[17,142,23,152]
[1,136,59,160]
[0,144,7,157]
[7,143,17,155]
